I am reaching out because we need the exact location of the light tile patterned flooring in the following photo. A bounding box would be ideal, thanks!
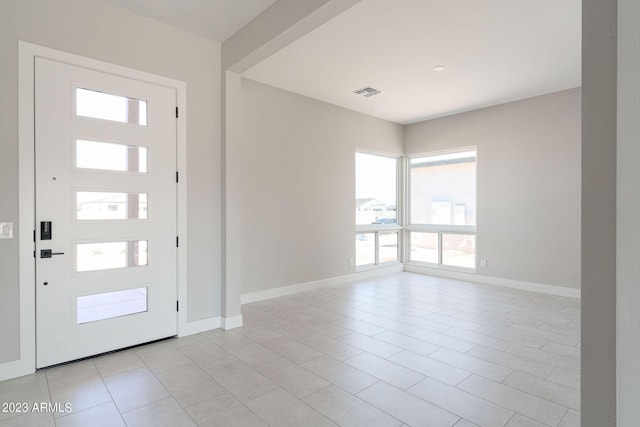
[0,272,580,426]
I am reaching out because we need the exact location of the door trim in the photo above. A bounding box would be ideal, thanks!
[18,41,188,375]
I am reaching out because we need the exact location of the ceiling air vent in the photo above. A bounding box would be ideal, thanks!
[353,86,382,97]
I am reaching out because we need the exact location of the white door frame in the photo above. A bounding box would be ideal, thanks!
[18,41,188,376]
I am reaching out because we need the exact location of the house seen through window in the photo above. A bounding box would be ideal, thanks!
[355,152,399,267]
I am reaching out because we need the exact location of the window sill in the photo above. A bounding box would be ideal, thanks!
[356,224,402,233]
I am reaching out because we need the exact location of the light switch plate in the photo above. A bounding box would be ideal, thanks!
[0,222,13,239]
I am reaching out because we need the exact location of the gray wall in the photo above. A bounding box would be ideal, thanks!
[405,89,581,290]
[241,78,403,294]
[618,0,640,422]
[0,0,222,364]
[582,0,617,424]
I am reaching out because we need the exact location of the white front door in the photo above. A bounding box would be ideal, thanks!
[35,57,178,368]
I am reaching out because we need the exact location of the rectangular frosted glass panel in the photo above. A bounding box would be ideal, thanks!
[77,192,147,220]
[76,88,147,125]
[379,232,398,263]
[410,151,476,225]
[442,234,476,269]
[356,233,375,266]
[356,153,397,225]
[77,240,148,272]
[76,140,147,172]
[77,287,147,324]
[410,232,438,264]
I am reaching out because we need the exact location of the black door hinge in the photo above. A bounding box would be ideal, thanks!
[33,230,36,242]
[175,107,179,118]
[33,250,36,258]
[176,236,179,247]
[176,301,179,312]
[176,171,179,183]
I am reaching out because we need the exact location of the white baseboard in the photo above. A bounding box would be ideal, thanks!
[404,264,581,298]
[241,264,403,305]
[222,315,243,330]
[1,315,238,381]
[0,360,23,382]
[178,316,221,337]
[178,314,244,336]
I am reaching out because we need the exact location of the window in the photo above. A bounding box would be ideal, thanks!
[355,152,400,267]
[76,88,147,126]
[356,152,397,225]
[410,232,438,264]
[77,287,148,324]
[76,240,148,272]
[76,192,148,220]
[76,140,148,173]
[355,233,375,266]
[378,232,399,263]
[408,149,477,269]
[442,233,476,268]
[410,150,476,226]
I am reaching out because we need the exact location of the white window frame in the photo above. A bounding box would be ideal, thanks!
[355,149,402,271]
[405,147,477,272]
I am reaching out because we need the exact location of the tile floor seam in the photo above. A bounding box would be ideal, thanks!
[413,375,525,424]
[369,380,464,426]
[503,411,517,426]
[556,407,572,427]
[54,374,125,426]
[455,373,572,423]
[505,348,580,373]
[352,379,382,397]
[463,343,479,354]
[247,387,339,427]
[337,353,396,379]
[465,346,557,379]
[241,396,274,427]
[468,326,550,350]
[207,361,278,404]
[426,348,515,382]
[353,381,441,427]
[306,384,407,427]
[544,379,580,392]
[43,370,53,411]
[407,378,515,426]
[197,391,270,427]
[501,373,580,412]
[508,327,579,346]
[134,357,201,425]
[356,352,428,389]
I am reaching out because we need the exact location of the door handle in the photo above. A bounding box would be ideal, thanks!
[40,249,64,258]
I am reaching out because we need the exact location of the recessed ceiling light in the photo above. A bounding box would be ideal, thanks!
[433,65,446,72]
[353,86,383,97]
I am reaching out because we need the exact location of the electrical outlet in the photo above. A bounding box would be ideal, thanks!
[349,258,355,267]
[0,222,13,239]
[480,259,487,268]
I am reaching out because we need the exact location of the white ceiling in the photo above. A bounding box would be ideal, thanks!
[103,0,581,125]
[103,0,277,43]
[244,0,581,124]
